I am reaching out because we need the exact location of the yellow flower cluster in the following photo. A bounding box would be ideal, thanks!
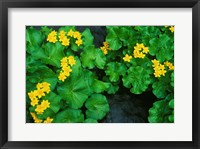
[152,59,167,77]
[30,112,53,123]
[58,30,70,46]
[133,43,149,58]
[100,41,111,55]
[35,100,50,114]
[47,29,83,47]
[44,117,53,123]
[47,30,57,43]
[58,56,76,82]
[30,112,42,123]
[165,26,174,33]
[164,61,174,70]
[123,54,132,62]
[28,82,51,107]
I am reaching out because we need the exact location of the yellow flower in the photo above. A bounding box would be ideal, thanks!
[36,83,43,90]
[164,61,174,70]
[58,72,67,82]
[42,82,51,94]
[36,89,45,98]
[75,39,82,46]
[143,47,149,54]
[68,56,76,66]
[44,117,53,123]
[152,59,160,66]
[152,59,167,77]
[59,30,66,36]
[62,66,72,76]
[35,105,45,114]
[61,57,68,64]
[100,47,108,55]
[133,43,149,58]
[28,91,38,100]
[50,30,57,36]
[47,30,57,43]
[30,112,43,123]
[73,31,81,39]
[100,41,111,55]
[123,54,132,62]
[41,100,50,109]
[67,29,74,37]
[169,26,174,33]
[31,98,39,106]
[61,37,70,46]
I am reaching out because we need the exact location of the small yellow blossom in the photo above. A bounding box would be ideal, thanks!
[35,105,45,114]
[67,29,74,37]
[73,31,81,39]
[36,83,43,90]
[31,98,39,106]
[75,39,83,46]
[152,59,167,77]
[123,54,132,62]
[42,82,51,94]
[62,66,72,76]
[28,91,38,100]
[44,117,53,123]
[68,56,76,66]
[169,26,174,33]
[37,89,45,99]
[59,30,66,36]
[61,37,70,46]
[100,41,111,55]
[164,61,174,70]
[100,47,108,55]
[133,43,149,58]
[41,100,50,109]
[30,112,42,123]
[47,30,57,43]
[58,72,67,82]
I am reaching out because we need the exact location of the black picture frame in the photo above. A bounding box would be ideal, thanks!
[0,0,199,149]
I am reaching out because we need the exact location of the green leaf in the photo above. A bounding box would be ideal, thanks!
[149,34,174,62]
[37,108,55,120]
[106,83,119,94]
[80,45,106,69]
[57,70,93,109]
[148,100,172,123]
[122,66,151,94]
[26,65,57,91]
[26,27,45,46]
[85,94,109,120]
[91,79,110,93]
[54,109,84,123]
[168,115,174,122]
[106,27,122,50]
[40,26,53,36]
[171,72,174,87]
[82,28,94,47]
[168,99,174,109]
[84,118,98,123]
[152,74,171,98]
[44,92,62,113]
[105,62,127,82]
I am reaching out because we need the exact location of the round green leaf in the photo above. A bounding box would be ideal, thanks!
[105,62,127,82]
[85,94,109,120]
[54,109,84,123]
[57,70,93,109]
[122,66,151,94]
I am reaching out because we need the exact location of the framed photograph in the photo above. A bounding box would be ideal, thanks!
[0,0,199,148]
